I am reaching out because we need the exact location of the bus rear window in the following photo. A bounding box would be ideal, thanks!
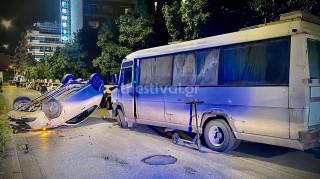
[307,39,320,79]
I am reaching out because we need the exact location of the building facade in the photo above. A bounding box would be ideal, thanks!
[26,22,65,61]
[63,0,132,41]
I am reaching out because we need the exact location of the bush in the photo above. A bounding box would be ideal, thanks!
[0,94,11,156]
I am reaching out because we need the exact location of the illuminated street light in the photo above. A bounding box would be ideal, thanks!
[2,20,12,29]
[3,44,8,49]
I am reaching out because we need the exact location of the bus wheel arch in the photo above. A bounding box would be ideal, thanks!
[113,103,128,128]
[201,114,241,152]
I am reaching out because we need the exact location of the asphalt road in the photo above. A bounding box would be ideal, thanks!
[1,86,320,179]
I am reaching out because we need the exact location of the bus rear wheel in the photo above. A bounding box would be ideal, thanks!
[204,119,240,152]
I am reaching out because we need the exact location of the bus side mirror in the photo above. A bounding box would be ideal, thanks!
[112,73,118,86]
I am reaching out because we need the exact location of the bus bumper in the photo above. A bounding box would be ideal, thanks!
[299,126,320,150]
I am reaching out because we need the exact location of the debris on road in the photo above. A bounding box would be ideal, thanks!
[184,166,198,175]
[141,155,177,165]
[24,144,29,154]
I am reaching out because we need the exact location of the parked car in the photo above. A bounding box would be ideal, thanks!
[36,82,45,91]
[40,83,48,94]
[100,85,115,109]
[8,73,104,130]
[26,82,33,89]
[32,82,39,90]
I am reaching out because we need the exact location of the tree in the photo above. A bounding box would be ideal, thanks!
[180,0,210,40]
[93,21,131,76]
[94,0,160,78]
[13,32,29,74]
[118,0,155,51]
[249,0,320,24]
[162,1,184,41]
[21,54,37,79]
[162,0,210,41]
[73,26,101,73]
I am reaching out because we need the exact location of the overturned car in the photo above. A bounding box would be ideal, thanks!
[8,74,104,130]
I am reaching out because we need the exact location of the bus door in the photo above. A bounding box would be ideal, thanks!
[135,57,172,123]
[118,61,135,118]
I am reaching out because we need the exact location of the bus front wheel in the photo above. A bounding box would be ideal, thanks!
[116,109,128,128]
[204,119,240,152]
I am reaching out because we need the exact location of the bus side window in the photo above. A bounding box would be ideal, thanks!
[121,67,132,86]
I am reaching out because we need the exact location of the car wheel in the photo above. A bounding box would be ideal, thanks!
[42,99,63,119]
[13,96,31,111]
[204,119,239,152]
[116,109,128,128]
[62,74,75,85]
[89,73,103,91]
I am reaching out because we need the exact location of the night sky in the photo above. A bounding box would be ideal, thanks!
[0,0,60,56]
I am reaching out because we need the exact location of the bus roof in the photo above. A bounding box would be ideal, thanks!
[124,19,320,62]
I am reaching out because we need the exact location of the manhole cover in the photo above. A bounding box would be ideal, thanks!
[141,155,177,165]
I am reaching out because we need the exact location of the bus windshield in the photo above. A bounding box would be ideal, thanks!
[308,39,320,79]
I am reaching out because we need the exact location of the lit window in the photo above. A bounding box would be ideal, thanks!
[61,15,68,21]
[61,8,68,14]
[62,29,68,34]
[61,1,68,7]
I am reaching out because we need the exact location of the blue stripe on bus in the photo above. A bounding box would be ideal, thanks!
[188,104,192,132]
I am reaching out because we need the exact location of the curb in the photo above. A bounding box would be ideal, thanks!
[0,90,22,179]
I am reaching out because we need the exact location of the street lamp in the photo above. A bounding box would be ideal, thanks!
[3,44,8,49]
[2,20,11,29]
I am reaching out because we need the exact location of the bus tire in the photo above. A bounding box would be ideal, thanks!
[13,96,31,111]
[62,74,75,85]
[89,73,103,91]
[116,109,128,128]
[204,119,238,152]
[42,99,62,119]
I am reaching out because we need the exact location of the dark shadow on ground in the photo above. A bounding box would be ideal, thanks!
[228,141,320,174]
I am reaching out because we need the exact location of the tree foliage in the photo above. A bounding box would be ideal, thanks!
[118,0,155,51]
[162,1,184,41]
[18,26,100,80]
[162,0,210,41]
[93,21,131,76]
[249,0,320,23]
[94,0,158,78]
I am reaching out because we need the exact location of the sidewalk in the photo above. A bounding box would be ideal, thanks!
[0,134,22,179]
[0,88,22,179]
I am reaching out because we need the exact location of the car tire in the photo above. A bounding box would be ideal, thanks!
[89,73,103,91]
[13,96,31,111]
[42,99,63,119]
[204,119,239,152]
[62,74,75,85]
[116,109,128,128]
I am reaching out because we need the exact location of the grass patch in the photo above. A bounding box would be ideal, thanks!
[0,94,12,157]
